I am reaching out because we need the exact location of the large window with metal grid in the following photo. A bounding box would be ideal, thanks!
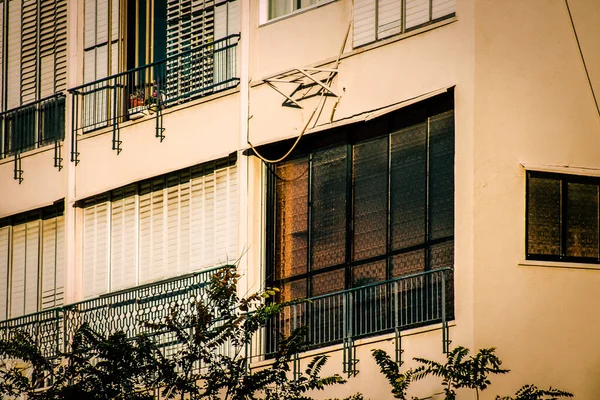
[526,171,600,263]
[266,96,454,312]
[0,0,67,158]
[79,156,238,299]
[0,202,65,321]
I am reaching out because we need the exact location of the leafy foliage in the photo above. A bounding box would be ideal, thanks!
[370,349,413,400]
[412,346,509,400]
[0,265,347,400]
[496,384,574,400]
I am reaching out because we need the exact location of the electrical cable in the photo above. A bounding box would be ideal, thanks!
[565,0,600,120]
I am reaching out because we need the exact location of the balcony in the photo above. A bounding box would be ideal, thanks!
[0,266,224,358]
[0,94,66,182]
[68,34,240,162]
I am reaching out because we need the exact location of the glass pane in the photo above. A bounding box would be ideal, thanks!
[353,137,388,261]
[567,182,599,258]
[527,175,561,256]
[275,158,309,280]
[429,110,454,240]
[312,268,345,296]
[391,250,425,278]
[269,0,291,19]
[311,146,347,270]
[391,123,427,250]
[279,279,307,302]
[352,260,387,287]
[429,240,454,270]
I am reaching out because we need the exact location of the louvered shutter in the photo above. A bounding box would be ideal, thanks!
[82,199,109,298]
[7,0,22,109]
[10,223,26,317]
[214,161,237,265]
[406,0,429,29]
[24,221,40,315]
[0,227,9,320]
[190,163,215,269]
[214,0,237,87]
[164,172,191,277]
[0,2,4,111]
[40,0,67,97]
[139,179,166,284]
[353,0,376,47]
[377,0,401,39]
[41,216,65,310]
[431,0,455,20]
[110,186,137,291]
[166,0,215,101]
[21,0,39,104]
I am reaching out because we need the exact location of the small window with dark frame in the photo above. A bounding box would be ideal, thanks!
[526,171,600,263]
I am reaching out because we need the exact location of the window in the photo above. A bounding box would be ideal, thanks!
[0,0,67,156]
[80,0,238,130]
[267,0,328,20]
[80,156,238,298]
[266,95,454,303]
[0,202,65,321]
[527,172,600,263]
[353,0,456,47]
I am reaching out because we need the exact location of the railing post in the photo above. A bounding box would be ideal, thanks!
[70,92,79,164]
[441,270,449,353]
[112,77,122,154]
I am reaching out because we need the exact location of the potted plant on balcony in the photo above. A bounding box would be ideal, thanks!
[128,87,149,120]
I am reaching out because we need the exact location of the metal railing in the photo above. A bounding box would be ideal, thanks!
[257,268,454,358]
[69,34,240,160]
[0,266,225,358]
[0,94,66,159]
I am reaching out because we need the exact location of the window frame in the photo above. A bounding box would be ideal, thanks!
[526,171,600,264]
[264,93,455,301]
[260,0,336,24]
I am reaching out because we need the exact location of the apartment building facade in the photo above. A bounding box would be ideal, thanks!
[0,0,599,398]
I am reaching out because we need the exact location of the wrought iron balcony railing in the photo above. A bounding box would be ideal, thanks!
[68,34,240,162]
[0,265,224,358]
[0,94,66,182]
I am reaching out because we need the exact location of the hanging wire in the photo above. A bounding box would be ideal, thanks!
[565,0,600,120]
[248,22,352,164]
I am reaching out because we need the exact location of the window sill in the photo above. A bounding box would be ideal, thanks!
[519,259,600,271]
[259,0,338,27]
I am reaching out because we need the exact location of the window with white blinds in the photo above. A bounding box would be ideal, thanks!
[0,204,65,321]
[353,0,455,47]
[0,0,67,111]
[81,156,238,298]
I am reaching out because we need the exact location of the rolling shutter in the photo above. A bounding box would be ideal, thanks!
[0,1,4,111]
[82,198,110,298]
[0,227,9,320]
[377,0,401,39]
[21,0,38,104]
[110,186,137,291]
[405,0,429,29]
[432,0,455,20]
[139,179,166,284]
[9,223,26,317]
[41,215,65,310]
[9,221,39,317]
[40,0,67,97]
[352,0,376,47]
[6,0,22,109]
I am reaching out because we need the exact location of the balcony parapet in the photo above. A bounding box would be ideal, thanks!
[68,34,241,164]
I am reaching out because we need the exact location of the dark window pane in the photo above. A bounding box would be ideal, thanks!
[279,279,307,302]
[391,250,425,278]
[353,137,388,261]
[527,176,561,256]
[352,260,387,287]
[275,158,309,280]
[391,123,427,250]
[567,182,599,258]
[429,111,454,240]
[311,269,345,296]
[429,240,454,270]
[311,146,347,270]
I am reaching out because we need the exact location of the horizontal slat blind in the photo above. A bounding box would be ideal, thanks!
[21,0,38,104]
[0,227,9,320]
[377,0,401,39]
[406,0,429,29]
[110,186,137,291]
[9,223,26,317]
[432,0,455,20]
[7,0,22,109]
[41,216,66,309]
[0,2,4,111]
[139,178,166,284]
[82,199,110,298]
[24,221,40,315]
[353,0,376,47]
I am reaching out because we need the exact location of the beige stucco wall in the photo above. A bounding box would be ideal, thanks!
[0,147,66,217]
[472,0,600,398]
